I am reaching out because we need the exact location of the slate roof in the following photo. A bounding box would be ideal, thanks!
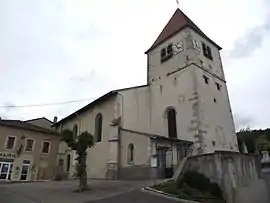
[145,8,222,53]
[0,119,58,135]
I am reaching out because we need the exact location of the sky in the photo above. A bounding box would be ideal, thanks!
[0,0,269,131]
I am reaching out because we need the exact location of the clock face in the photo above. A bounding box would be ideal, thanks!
[173,40,184,54]
[193,39,201,52]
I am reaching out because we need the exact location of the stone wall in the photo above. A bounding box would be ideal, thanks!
[180,151,261,203]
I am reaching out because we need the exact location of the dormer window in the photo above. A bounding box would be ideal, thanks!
[160,43,174,63]
[202,42,213,60]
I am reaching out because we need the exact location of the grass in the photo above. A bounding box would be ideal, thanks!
[151,171,225,203]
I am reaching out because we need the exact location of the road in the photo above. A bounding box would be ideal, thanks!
[1,176,270,203]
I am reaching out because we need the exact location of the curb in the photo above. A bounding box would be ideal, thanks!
[142,187,202,203]
[0,180,51,185]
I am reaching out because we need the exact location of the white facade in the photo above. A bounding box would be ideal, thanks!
[55,8,239,179]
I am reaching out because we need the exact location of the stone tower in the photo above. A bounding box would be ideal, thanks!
[145,9,239,154]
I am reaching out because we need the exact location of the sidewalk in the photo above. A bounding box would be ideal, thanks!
[235,179,269,203]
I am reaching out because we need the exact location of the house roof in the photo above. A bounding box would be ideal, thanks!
[53,85,148,127]
[24,117,53,123]
[145,8,222,54]
[120,128,193,145]
[0,119,58,135]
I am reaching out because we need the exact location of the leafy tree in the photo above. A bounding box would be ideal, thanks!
[236,128,270,153]
[255,135,270,152]
[61,129,94,192]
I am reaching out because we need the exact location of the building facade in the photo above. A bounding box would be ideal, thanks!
[54,8,239,180]
[0,119,60,182]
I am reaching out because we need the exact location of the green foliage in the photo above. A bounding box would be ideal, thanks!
[60,129,94,190]
[237,128,270,153]
[179,171,223,198]
[256,135,270,152]
[151,172,224,202]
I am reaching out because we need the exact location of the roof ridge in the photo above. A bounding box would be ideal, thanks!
[145,8,221,53]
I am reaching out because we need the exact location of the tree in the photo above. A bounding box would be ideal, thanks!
[255,135,270,152]
[61,129,94,192]
[236,128,270,153]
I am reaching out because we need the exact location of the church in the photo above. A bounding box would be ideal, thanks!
[53,8,239,180]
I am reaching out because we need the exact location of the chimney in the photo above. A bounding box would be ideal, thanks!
[53,116,58,123]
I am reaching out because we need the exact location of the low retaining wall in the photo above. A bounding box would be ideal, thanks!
[180,151,261,203]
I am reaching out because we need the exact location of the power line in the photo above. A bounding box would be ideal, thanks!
[0,97,95,108]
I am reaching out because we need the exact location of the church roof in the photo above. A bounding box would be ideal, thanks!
[53,85,148,126]
[145,8,222,53]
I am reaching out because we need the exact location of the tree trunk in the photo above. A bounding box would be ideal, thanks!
[79,155,88,192]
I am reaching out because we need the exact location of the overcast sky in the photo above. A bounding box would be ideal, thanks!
[0,0,269,131]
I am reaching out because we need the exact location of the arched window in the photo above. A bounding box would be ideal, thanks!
[167,108,177,139]
[66,154,71,171]
[95,113,103,142]
[73,124,78,138]
[127,143,134,164]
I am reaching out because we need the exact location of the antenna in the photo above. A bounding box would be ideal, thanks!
[176,0,179,8]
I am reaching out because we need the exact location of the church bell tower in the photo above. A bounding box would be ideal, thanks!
[145,8,239,154]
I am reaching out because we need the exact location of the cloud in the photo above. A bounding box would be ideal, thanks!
[233,113,254,131]
[0,0,269,133]
[228,23,270,59]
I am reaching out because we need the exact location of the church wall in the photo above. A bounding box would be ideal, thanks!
[147,27,192,86]
[194,66,239,152]
[146,27,201,143]
[56,96,117,179]
[189,29,225,81]
[119,86,151,132]
[119,129,152,179]
[189,30,239,153]
[148,67,197,143]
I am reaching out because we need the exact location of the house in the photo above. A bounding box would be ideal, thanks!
[53,8,239,180]
[24,117,55,130]
[0,119,60,182]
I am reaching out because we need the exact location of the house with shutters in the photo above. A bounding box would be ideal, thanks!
[53,8,239,180]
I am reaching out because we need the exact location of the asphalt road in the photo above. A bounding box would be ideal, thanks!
[1,176,270,203]
[0,186,36,203]
[0,186,175,203]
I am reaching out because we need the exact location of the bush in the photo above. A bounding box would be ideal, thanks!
[179,171,223,199]
[152,171,224,202]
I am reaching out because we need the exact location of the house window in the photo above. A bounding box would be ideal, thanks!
[95,113,103,142]
[203,75,209,84]
[207,46,213,60]
[127,143,134,164]
[167,44,173,58]
[161,48,166,62]
[161,43,174,63]
[5,136,15,149]
[73,124,78,138]
[25,139,34,152]
[42,141,50,154]
[216,82,221,91]
[202,42,213,60]
[167,108,177,139]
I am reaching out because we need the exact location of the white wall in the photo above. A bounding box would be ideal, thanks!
[190,29,239,152]
[120,130,151,167]
[56,96,117,179]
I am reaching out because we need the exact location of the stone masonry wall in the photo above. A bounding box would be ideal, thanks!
[181,151,261,203]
